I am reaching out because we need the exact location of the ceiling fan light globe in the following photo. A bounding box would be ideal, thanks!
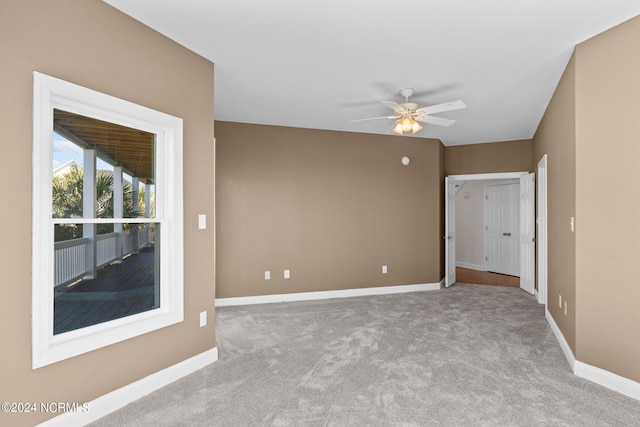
[401,117,413,132]
[411,121,423,134]
[393,122,404,135]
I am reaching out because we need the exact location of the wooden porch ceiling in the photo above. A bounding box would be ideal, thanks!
[54,109,155,182]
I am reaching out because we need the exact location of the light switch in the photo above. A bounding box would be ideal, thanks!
[198,214,207,229]
[199,311,207,327]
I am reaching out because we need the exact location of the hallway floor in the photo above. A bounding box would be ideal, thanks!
[456,266,520,288]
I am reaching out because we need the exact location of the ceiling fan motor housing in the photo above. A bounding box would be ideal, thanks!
[399,88,415,99]
[400,102,419,112]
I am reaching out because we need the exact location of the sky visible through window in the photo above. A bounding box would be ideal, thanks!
[53,132,132,181]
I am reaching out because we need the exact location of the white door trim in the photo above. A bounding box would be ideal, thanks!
[537,155,548,306]
[449,172,528,181]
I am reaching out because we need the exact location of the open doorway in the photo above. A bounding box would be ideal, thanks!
[457,178,520,286]
[445,172,535,295]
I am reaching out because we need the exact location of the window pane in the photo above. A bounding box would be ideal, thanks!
[53,222,160,335]
[52,109,156,221]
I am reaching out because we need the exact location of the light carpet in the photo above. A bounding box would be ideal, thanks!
[91,284,640,426]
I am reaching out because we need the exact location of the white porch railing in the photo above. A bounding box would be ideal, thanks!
[54,227,152,287]
[54,237,88,287]
[96,232,118,268]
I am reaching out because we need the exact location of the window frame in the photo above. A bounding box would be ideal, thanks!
[32,72,184,368]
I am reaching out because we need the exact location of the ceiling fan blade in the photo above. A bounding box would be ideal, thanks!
[349,115,398,123]
[380,101,407,114]
[416,115,455,127]
[417,99,466,115]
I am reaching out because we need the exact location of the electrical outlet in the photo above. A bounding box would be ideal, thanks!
[264,271,270,280]
[284,269,290,279]
[199,311,207,327]
[382,265,388,274]
[559,294,562,308]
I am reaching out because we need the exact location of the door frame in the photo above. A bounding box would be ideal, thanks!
[445,171,530,287]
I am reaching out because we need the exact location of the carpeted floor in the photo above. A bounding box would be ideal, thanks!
[90,284,640,426]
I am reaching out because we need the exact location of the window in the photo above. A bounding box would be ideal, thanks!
[33,72,184,368]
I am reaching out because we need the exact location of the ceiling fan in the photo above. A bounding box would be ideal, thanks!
[350,88,466,135]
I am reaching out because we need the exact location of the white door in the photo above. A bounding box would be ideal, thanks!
[444,177,456,287]
[485,183,520,276]
[520,173,536,295]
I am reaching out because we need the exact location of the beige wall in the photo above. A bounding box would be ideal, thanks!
[215,122,443,298]
[532,54,577,352]
[445,139,533,175]
[0,1,215,425]
[574,16,640,382]
[533,15,640,383]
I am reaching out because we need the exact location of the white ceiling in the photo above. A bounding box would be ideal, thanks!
[104,0,640,146]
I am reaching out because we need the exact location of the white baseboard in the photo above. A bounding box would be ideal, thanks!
[534,289,541,304]
[216,282,443,307]
[575,361,640,401]
[38,347,218,427]
[545,309,640,401]
[456,261,485,271]
[545,309,576,369]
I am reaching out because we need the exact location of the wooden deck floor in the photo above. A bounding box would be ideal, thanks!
[54,247,157,335]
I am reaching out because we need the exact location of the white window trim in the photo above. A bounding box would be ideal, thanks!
[32,72,184,368]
